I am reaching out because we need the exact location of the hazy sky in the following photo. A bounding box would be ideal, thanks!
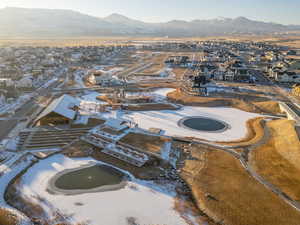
[0,0,299,25]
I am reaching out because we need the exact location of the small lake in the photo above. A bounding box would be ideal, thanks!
[179,116,228,132]
[49,164,127,195]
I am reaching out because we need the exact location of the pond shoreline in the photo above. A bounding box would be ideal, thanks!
[47,163,128,195]
[177,116,230,133]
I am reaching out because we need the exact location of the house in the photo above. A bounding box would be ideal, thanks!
[0,78,14,87]
[89,70,121,86]
[0,92,6,106]
[93,71,113,85]
[286,50,297,56]
[165,56,190,67]
[16,75,33,88]
[34,94,80,126]
[275,70,300,83]
[224,60,250,81]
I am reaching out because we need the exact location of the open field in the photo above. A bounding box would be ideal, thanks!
[167,89,281,114]
[119,132,170,154]
[138,82,178,89]
[0,209,18,225]
[173,68,188,80]
[1,34,300,47]
[252,101,282,115]
[138,53,169,74]
[250,119,300,202]
[125,103,179,111]
[181,144,300,225]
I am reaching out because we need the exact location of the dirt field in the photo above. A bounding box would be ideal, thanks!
[119,132,170,154]
[125,103,179,111]
[181,144,300,225]
[173,68,188,80]
[0,37,132,47]
[273,39,300,49]
[0,209,19,225]
[138,81,178,89]
[252,101,282,115]
[167,89,263,113]
[167,89,284,115]
[139,53,169,74]
[250,119,300,202]
[1,35,300,48]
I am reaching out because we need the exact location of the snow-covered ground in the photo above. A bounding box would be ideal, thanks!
[80,91,105,103]
[126,88,175,102]
[17,154,189,225]
[0,93,34,116]
[0,153,35,225]
[78,89,257,142]
[74,72,86,88]
[79,92,107,115]
[78,88,175,116]
[37,77,58,90]
[93,66,124,75]
[117,106,260,142]
[134,67,176,82]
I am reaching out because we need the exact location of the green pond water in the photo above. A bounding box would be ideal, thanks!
[180,117,227,132]
[54,165,124,190]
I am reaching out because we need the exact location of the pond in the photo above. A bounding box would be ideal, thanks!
[48,164,127,195]
[178,116,228,132]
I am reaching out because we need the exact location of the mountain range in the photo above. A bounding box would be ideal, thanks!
[0,7,299,38]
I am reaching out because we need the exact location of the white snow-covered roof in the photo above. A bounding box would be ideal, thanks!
[35,94,80,122]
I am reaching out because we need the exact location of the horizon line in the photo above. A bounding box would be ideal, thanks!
[1,6,299,26]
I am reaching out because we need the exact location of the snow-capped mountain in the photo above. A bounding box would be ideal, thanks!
[0,7,298,38]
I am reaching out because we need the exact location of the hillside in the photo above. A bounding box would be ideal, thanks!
[0,7,299,38]
[250,119,300,202]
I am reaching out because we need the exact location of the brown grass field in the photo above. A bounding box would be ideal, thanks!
[181,144,300,225]
[167,89,274,114]
[119,132,170,154]
[250,119,300,202]
[1,34,300,48]
[252,101,282,115]
[125,103,179,111]
[0,209,19,225]
[172,68,188,80]
[139,53,169,74]
[138,81,178,89]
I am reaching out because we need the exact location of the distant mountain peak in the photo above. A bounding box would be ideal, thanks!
[234,16,251,22]
[104,13,138,23]
[216,16,230,21]
[0,7,298,38]
[106,13,129,20]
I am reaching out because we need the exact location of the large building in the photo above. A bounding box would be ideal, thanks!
[34,94,80,126]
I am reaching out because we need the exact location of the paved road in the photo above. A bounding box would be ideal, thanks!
[250,69,270,84]
[0,99,36,140]
[0,73,65,141]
